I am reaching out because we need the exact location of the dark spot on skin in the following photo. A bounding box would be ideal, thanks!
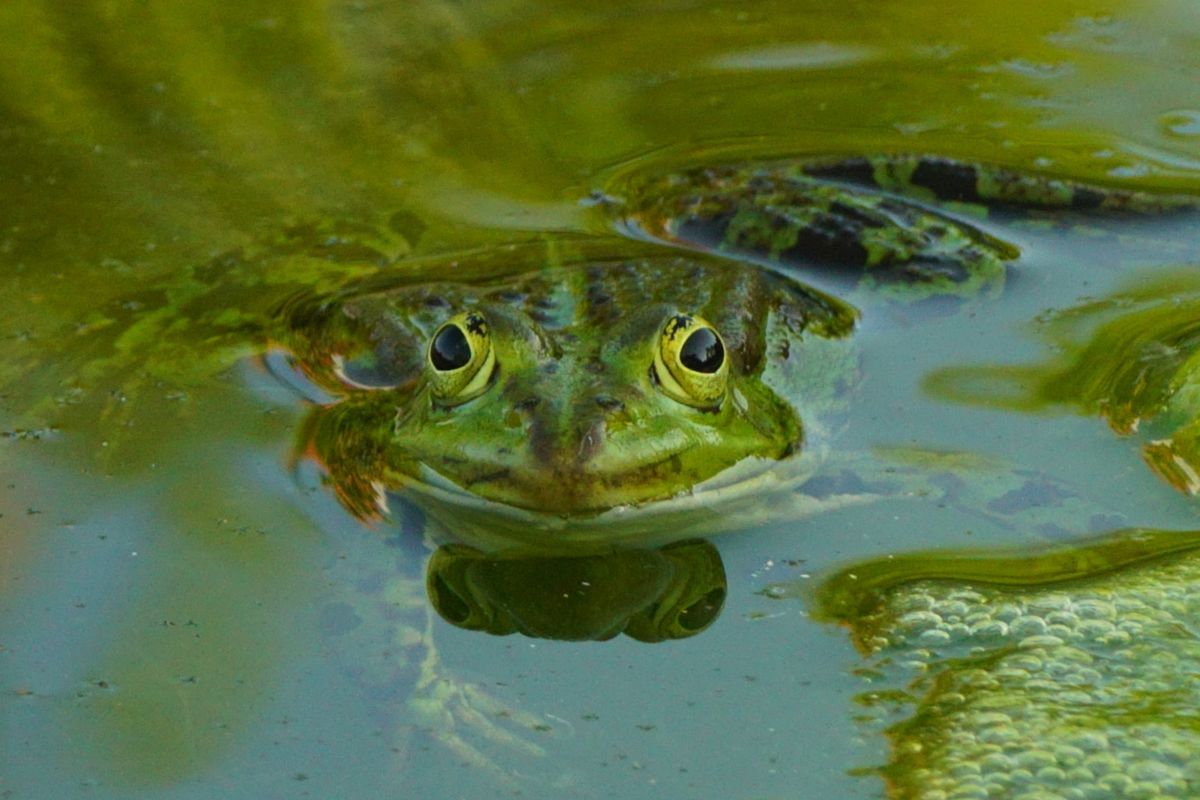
[423,295,450,308]
[800,157,876,187]
[585,359,606,374]
[779,221,870,267]
[534,296,557,310]
[541,362,559,374]
[910,159,982,203]
[492,290,525,303]
[1071,187,1106,210]
[464,313,487,336]
[531,309,555,325]
[514,397,541,412]
[828,200,886,229]
[664,314,694,341]
[595,396,624,412]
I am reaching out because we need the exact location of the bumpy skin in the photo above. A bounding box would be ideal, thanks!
[270,155,1200,531]
[613,155,1195,301]
[283,249,857,521]
[804,529,1200,800]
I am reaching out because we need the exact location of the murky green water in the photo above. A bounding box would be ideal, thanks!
[3,2,1200,798]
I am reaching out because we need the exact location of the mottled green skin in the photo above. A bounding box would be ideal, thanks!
[284,250,857,520]
[804,529,1200,800]
[264,155,1200,531]
[614,154,1195,301]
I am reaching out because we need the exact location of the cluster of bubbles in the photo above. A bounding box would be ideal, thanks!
[855,554,1200,799]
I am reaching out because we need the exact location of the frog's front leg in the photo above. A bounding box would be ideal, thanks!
[322,545,562,787]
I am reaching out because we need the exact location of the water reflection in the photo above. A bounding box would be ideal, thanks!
[427,540,726,642]
[926,270,1200,494]
[779,528,1200,798]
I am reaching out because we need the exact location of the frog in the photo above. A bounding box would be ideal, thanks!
[275,155,1199,545]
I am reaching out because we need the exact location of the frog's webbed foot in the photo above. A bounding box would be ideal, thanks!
[408,652,556,772]
[405,636,565,788]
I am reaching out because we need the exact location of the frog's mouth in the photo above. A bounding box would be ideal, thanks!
[392,453,821,550]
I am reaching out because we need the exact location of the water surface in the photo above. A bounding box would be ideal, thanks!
[3,2,1200,798]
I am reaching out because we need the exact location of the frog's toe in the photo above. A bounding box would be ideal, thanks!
[409,674,564,782]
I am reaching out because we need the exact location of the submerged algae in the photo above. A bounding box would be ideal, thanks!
[804,529,1200,799]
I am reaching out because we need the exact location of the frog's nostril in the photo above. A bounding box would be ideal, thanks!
[595,396,624,412]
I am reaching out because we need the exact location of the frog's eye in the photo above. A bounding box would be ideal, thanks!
[427,311,496,402]
[652,314,728,408]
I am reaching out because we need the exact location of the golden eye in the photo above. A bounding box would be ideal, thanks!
[427,311,496,402]
[653,314,728,408]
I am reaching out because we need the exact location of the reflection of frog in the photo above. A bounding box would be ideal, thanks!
[427,539,726,641]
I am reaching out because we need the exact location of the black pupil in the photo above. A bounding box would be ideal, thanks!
[679,328,724,373]
[431,324,472,371]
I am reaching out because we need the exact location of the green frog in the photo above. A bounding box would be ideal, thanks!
[275,155,1198,544]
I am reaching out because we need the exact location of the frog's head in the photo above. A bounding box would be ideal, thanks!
[287,254,856,520]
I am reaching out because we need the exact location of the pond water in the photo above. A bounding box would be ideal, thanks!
[3,2,1200,798]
